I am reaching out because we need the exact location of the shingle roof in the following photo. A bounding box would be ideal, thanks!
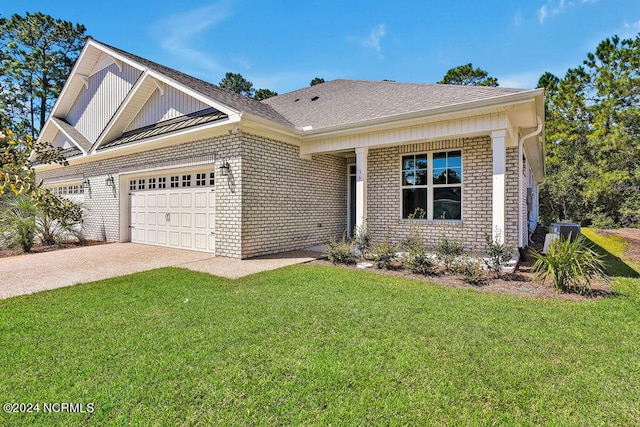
[51,117,92,152]
[92,39,293,128]
[99,108,228,150]
[262,79,527,130]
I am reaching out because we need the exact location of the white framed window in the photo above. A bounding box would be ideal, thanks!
[170,176,179,188]
[209,172,215,186]
[196,173,206,186]
[158,177,166,189]
[181,174,191,187]
[130,180,136,191]
[402,150,462,220]
[137,179,145,190]
[148,178,156,189]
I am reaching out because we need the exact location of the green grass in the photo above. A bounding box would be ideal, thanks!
[1,260,640,425]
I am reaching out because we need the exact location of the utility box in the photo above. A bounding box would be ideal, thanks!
[550,222,581,241]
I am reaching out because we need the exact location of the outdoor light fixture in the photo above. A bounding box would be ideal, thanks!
[220,159,230,176]
[105,175,115,187]
[82,178,90,188]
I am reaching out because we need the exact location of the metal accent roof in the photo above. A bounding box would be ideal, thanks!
[99,107,228,150]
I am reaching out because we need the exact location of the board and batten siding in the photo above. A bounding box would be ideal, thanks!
[52,131,72,149]
[66,62,142,143]
[125,85,210,132]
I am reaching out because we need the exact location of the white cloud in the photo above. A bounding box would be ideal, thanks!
[150,2,232,75]
[497,71,545,89]
[624,19,640,32]
[514,10,523,27]
[538,5,548,24]
[538,0,599,24]
[362,24,387,52]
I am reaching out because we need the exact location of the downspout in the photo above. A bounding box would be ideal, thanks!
[518,116,543,248]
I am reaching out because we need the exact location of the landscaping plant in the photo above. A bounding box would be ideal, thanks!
[325,233,356,265]
[402,224,435,275]
[371,231,400,269]
[532,234,609,293]
[354,219,372,257]
[435,235,464,272]
[483,230,513,278]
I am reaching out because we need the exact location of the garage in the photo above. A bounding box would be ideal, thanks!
[129,170,215,253]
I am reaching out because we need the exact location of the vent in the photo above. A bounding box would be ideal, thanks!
[311,96,319,101]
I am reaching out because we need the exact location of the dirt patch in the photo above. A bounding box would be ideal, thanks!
[310,247,613,301]
[0,240,110,259]
[593,228,640,265]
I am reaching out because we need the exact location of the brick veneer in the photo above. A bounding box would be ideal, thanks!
[367,136,497,252]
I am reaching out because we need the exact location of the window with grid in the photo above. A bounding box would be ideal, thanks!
[196,173,206,186]
[182,174,191,187]
[170,176,179,188]
[401,150,462,220]
[137,179,145,190]
[158,177,166,189]
[148,178,156,189]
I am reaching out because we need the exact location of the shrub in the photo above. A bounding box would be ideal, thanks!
[0,194,37,252]
[371,235,400,270]
[325,233,356,265]
[435,235,464,272]
[354,219,372,256]
[403,228,435,275]
[483,230,514,278]
[531,235,609,293]
[455,258,486,285]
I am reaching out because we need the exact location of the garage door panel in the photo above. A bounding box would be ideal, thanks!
[131,185,214,253]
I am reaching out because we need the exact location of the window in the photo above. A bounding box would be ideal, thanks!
[209,172,215,186]
[158,177,166,189]
[402,150,462,220]
[130,180,136,191]
[137,179,145,190]
[182,174,191,187]
[170,176,179,188]
[196,173,206,186]
[148,178,156,189]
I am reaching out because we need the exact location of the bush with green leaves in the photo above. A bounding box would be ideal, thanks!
[454,258,486,286]
[435,235,464,272]
[402,227,435,275]
[483,230,514,277]
[371,234,400,270]
[325,233,356,265]
[532,235,609,293]
[0,193,37,252]
[354,219,372,256]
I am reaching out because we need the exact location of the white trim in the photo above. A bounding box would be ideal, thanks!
[50,118,88,155]
[347,162,356,236]
[355,147,368,233]
[492,129,507,243]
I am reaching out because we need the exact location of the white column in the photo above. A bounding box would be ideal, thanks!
[355,147,368,232]
[492,130,506,244]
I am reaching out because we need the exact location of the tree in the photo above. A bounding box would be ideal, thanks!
[253,88,277,101]
[438,63,499,87]
[0,129,81,226]
[219,72,255,98]
[0,13,87,137]
[310,77,325,86]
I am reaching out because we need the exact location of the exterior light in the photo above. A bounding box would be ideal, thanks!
[220,160,230,176]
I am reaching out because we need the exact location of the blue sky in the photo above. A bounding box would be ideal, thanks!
[5,1,640,94]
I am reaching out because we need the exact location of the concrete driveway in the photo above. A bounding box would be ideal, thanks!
[0,243,322,300]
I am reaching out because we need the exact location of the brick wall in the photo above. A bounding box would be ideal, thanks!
[367,136,493,252]
[505,146,520,248]
[240,133,346,258]
[37,134,244,258]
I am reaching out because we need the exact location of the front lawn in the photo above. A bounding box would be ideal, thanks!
[1,240,639,425]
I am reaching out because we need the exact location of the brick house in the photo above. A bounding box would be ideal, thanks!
[36,39,545,259]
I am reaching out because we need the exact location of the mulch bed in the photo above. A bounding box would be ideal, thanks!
[310,246,614,301]
[0,240,110,259]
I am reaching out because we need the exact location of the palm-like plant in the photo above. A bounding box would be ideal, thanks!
[0,193,38,252]
[532,235,609,293]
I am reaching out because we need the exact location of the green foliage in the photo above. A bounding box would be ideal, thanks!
[253,88,278,101]
[371,234,400,269]
[0,193,37,252]
[402,213,435,275]
[310,77,325,86]
[540,34,640,227]
[219,72,255,98]
[532,235,609,293]
[435,235,464,271]
[354,219,372,256]
[483,230,514,277]
[0,12,87,136]
[455,257,486,285]
[325,233,356,265]
[438,63,499,87]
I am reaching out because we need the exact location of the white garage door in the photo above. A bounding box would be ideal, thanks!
[130,186,215,253]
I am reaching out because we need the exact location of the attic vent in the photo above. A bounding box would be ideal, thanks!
[294,98,300,102]
[311,96,319,101]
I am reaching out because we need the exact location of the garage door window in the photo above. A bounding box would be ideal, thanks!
[182,175,191,187]
[130,171,215,191]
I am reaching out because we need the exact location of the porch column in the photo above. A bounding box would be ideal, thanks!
[492,130,506,243]
[355,147,368,232]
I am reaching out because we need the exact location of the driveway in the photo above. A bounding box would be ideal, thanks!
[0,243,322,300]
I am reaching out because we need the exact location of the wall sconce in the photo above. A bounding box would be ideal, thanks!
[105,175,115,187]
[82,178,90,188]
[220,159,230,176]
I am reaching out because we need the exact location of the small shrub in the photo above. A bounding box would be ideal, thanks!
[454,258,486,285]
[403,228,435,275]
[531,235,609,293]
[371,235,400,270]
[354,219,372,256]
[435,235,464,272]
[484,230,514,278]
[325,233,356,265]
